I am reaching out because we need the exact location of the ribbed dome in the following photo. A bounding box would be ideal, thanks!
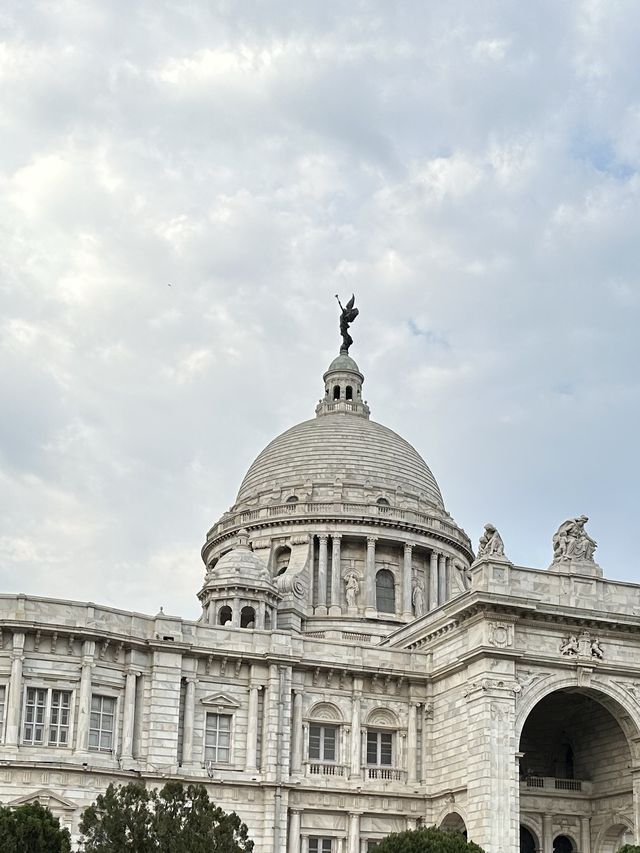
[210,535,274,589]
[236,415,444,508]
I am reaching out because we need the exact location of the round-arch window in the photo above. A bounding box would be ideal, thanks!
[218,605,232,626]
[240,606,256,629]
[376,497,390,507]
[286,495,299,504]
[346,385,353,400]
[333,385,340,400]
[376,570,395,613]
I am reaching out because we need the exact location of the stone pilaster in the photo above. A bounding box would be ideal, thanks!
[407,702,418,783]
[402,544,413,620]
[317,535,328,614]
[429,551,438,610]
[542,813,553,852]
[290,689,304,775]
[181,676,197,765]
[365,537,377,615]
[348,813,360,853]
[5,632,25,747]
[580,816,591,853]
[288,809,301,853]
[121,668,140,763]
[330,535,342,615]
[75,639,96,754]
[438,554,447,605]
[350,679,362,779]
[246,673,261,772]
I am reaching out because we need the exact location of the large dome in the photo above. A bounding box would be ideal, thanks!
[236,414,444,508]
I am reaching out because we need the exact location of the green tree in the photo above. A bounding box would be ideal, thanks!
[618,846,640,853]
[0,801,71,853]
[372,826,485,853]
[80,781,254,853]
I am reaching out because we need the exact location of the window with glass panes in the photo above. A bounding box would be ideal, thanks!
[205,713,231,763]
[366,729,393,766]
[308,724,337,762]
[23,688,71,746]
[89,695,115,752]
[309,838,332,853]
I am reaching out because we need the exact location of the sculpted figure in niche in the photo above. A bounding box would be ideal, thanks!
[552,515,597,562]
[335,293,359,353]
[412,578,425,617]
[476,523,505,559]
[560,635,579,656]
[344,571,360,608]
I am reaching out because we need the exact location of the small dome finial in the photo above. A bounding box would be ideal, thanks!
[335,293,359,354]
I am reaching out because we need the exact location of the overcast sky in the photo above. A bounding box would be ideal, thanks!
[2,1,639,619]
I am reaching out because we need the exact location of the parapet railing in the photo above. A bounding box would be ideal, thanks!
[522,776,591,794]
[208,501,472,551]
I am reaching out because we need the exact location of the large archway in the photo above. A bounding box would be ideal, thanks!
[519,687,637,853]
[439,812,467,838]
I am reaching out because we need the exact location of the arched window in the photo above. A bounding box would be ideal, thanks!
[376,569,395,613]
[264,610,271,630]
[240,606,256,629]
[285,495,299,505]
[307,703,342,767]
[376,497,390,506]
[345,385,353,400]
[218,606,232,626]
[333,385,340,400]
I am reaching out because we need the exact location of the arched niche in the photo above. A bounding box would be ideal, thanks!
[240,606,256,629]
[218,605,232,626]
[366,708,399,729]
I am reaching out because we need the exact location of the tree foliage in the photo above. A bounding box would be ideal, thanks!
[79,781,254,853]
[618,846,640,853]
[0,801,71,853]
[372,827,485,853]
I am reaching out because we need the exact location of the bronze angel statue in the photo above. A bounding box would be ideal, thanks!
[336,293,359,353]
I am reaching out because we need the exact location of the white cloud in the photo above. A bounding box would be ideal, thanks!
[0,0,639,614]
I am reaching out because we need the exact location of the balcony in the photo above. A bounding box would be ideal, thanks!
[307,762,347,777]
[521,776,592,795]
[365,767,406,782]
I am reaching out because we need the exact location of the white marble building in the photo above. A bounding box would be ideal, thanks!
[1,344,639,853]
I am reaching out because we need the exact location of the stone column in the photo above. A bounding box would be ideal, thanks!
[121,668,139,762]
[246,675,261,772]
[350,682,362,779]
[330,535,342,615]
[438,554,447,605]
[288,809,301,853]
[317,535,328,614]
[407,702,418,783]
[348,813,360,853]
[5,632,25,747]
[579,816,591,853]
[402,544,413,620]
[181,676,196,765]
[542,814,553,853]
[429,552,438,610]
[291,689,304,774]
[75,639,96,753]
[232,596,241,628]
[365,537,377,615]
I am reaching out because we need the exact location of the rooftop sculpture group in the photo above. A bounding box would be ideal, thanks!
[552,515,597,564]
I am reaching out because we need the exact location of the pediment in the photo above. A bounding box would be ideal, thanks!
[201,691,240,709]
[10,788,78,811]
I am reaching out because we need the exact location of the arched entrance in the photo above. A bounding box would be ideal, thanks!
[519,825,537,853]
[518,686,638,853]
[598,822,634,853]
[439,812,467,837]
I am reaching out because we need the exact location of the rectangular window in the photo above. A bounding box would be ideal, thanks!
[366,730,393,766]
[205,713,232,763]
[308,724,337,762]
[49,690,71,746]
[89,695,116,752]
[309,838,332,853]
[0,685,6,731]
[23,688,71,747]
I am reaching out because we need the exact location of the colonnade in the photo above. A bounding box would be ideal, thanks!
[310,534,455,617]
[287,810,419,853]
